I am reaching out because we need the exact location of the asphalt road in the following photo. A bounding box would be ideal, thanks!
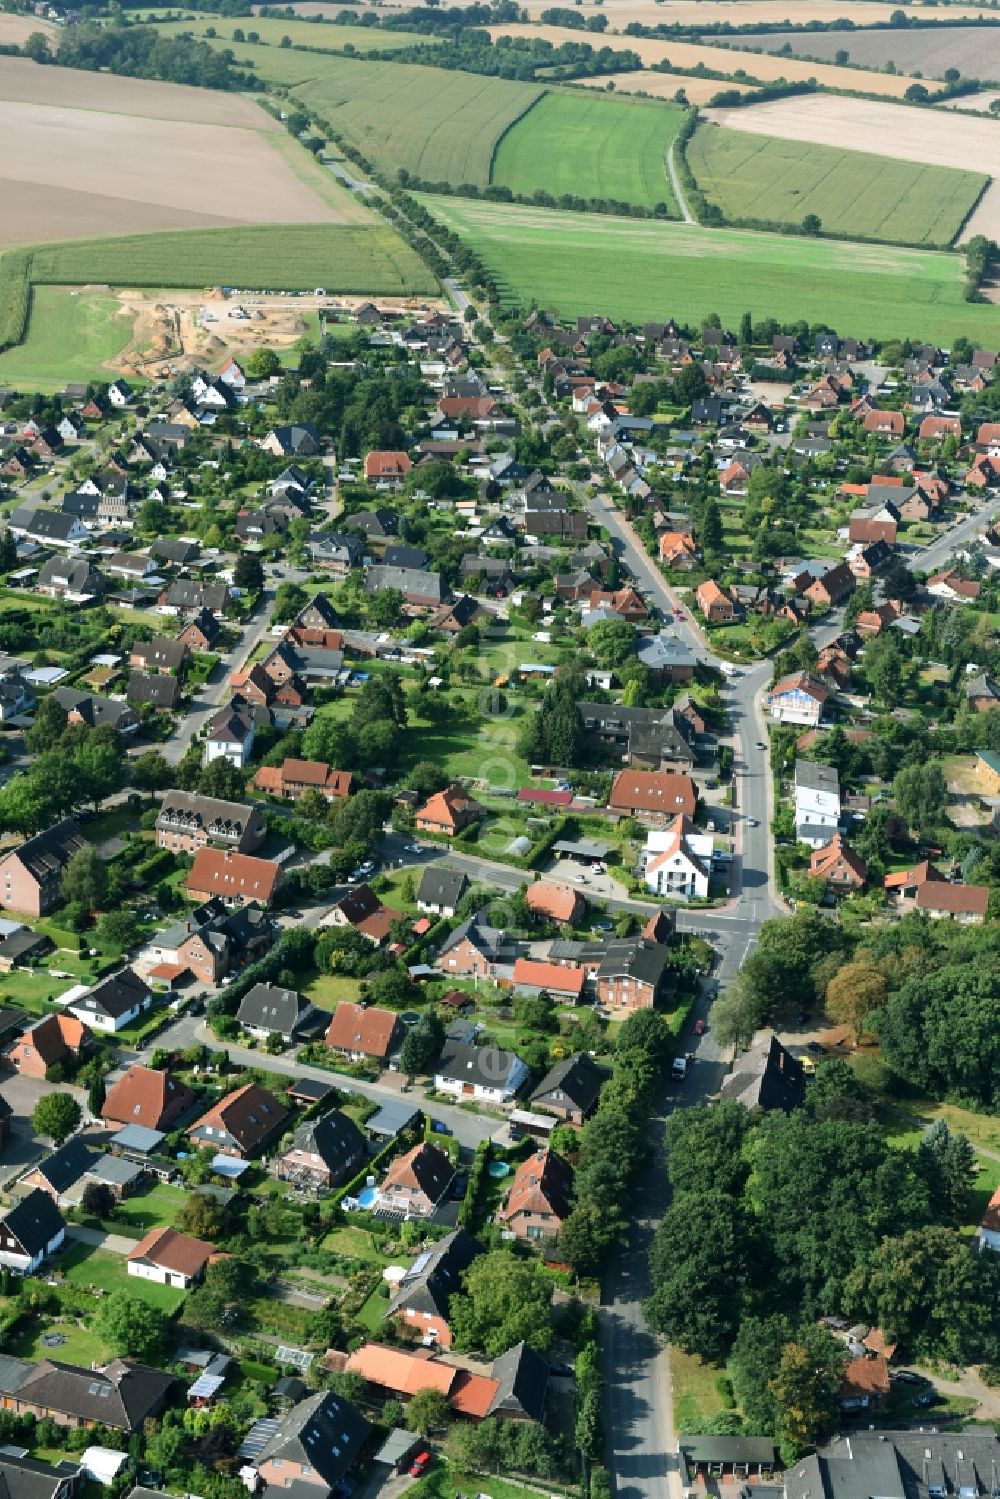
[147,1013,497,1150]
[163,588,276,764]
[906,490,998,575]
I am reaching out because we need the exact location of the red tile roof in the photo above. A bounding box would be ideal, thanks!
[127,1225,214,1279]
[102,1064,194,1129]
[324,1002,401,1059]
[512,959,586,998]
[525,882,581,924]
[187,848,282,903]
[609,770,697,817]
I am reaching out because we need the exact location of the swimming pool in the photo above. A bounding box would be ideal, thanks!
[487,1161,510,1179]
[357,1186,377,1209]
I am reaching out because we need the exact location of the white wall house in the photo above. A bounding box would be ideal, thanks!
[642,815,711,902]
[794,760,841,848]
[433,1040,529,1103]
[0,1190,66,1273]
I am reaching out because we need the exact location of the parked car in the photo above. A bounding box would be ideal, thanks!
[912,1392,940,1409]
[693,1018,706,1035]
[409,1452,432,1477]
[894,1370,930,1387]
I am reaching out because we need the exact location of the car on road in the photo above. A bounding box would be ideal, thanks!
[747,817,759,827]
[406,843,423,854]
[592,919,614,933]
[807,1041,824,1054]
[430,1120,451,1136]
[408,1452,432,1478]
[894,1370,930,1387]
[757,741,766,750]
[693,1018,706,1035]
[572,874,588,884]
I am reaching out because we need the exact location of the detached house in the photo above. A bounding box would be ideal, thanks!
[254,1391,369,1495]
[696,579,737,624]
[236,984,319,1044]
[127,1227,214,1290]
[8,1013,88,1079]
[204,705,255,768]
[67,969,153,1034]
[324,1002,403,1066]
[7,1358,173,1432]
[434,1040,528,1103]
[498,1148,574,1243]
[156,791,265,856]
[609,769,697,823]
[376,1141,455,1218]
[415,784,483,837]
[531,1054,608,1126]
[275,1109,367,1191]
[809,833,868,893]
[186,1083,289,1158]
[385,1228,482,1348]
[364,451,412,486]
[252,758,352,803]
[768,672,828,727]
[101,1064,194,1132]
[0,1189,66,1273]
[416,866,469,918]
[596,937,672,1011]
[642,815,712,901]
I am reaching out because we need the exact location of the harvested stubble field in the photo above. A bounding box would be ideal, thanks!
[736,22,1000,80]
[492,91,683,211]
[578,70,757,101]
[488,22,923,95]
[0,14,54,43]
[705,94,1000,239]
[0,58,365,250]
[687,121,986,245]
[292,55,543,187]
[420,193,1000,342]
[470,0,989,20]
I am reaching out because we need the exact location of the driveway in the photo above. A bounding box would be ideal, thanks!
[0,1072,88,1191]
[66,1224,137,1255]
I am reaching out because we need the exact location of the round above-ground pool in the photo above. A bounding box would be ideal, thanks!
[356,1186,378,1209]
[487,1161,510,1179]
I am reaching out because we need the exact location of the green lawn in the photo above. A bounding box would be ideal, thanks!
[355,1284,391,1332]
[408,1465,559,1499]
[59,1241,187,1311]
[303,971,365,1010]
[294,56,542,189]
[0,970,76,1010]
[493,91,682,213]
[687,124,986,248]
[322,1224,394,1267]
[0,288,135,390]
[671,1348,727,1431]
[421,194,1000,343]
[102,1182,190,1236]
[9,1318,107,1367]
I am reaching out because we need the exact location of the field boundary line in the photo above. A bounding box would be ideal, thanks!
[486,87,549,187]
[667,138,693,223]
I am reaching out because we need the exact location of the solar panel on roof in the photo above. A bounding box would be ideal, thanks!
[410,1251,432,1275]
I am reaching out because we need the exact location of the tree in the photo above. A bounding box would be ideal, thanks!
[75,740,126,811]
[61,844,108,911]
[178,1193,229,1240]
[0,772,61,835]
[399,1012,444,1079]
[575,1387,603,1460]
[32,1092,81,1145]
[184,1286,226,1331]
[205,1255,255,1302]
[132,750,172,800]
[699,497,723,555]
[892,760,947,834]
[587,617,637,667]
[845,1226,1000,1364]
[272,581,309,625]
[97,909,140,951]
[917,1119,978,1225]
[801,213,822,235]
[22,30,50,61]
[561,1199,625,1280]
[878,962,1000,1109]
[25,696,68,755]
[645,1192,745,1360]
[405,1388,451,1436]
[199,756,245,801]
[81,1180,116,1219]
[368,587,404,627]
[865,633,903,705]
[246,348,282,379]
[234,552,265,593]
[768,1327,845,1462]
[94,1291,168,1358]
[87,1074,106,1118]
[137,498,170,534]
[665,1103,749,1198]
[0,528,17,573]
[824,960,888,1040]
[450,1251,553,1355]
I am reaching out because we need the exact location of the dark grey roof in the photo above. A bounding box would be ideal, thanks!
[4,819,86,884]
[416,866,468,909]
[435,1040,523,1089]
[364,565,444,603]
[53,688,135,732]
[132,636,187,671]
[794,760,840,794]
[366,1100,421,1138]
[32,1141,97,1194]
[488,1341,549,1422]
[1,1188,65,1256]
[680,1437,779,1468]
[150,539,200,565]
[13,1359,173,1431]
[386,1228,482,1323]
[719,1033,805,1113]
[206,705,255,744]
[531,1054,608,1116]
[0,1355,33,1396]
[237,983,317,1038]
[128,672,181,709]
[72,968,151,1022]
[287,1109,366,1175]
[382,545,429,571]
[257,1390,369,1489]
[439,913,504,962]
[597,937,672,989]
[0,1452,82,1499]
[37,556,102,595]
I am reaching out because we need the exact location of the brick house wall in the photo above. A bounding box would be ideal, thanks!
[393,1307,455,1349]
[439,937,492,977]
[258,1460,327,1490]
[595,975,655,1010]
[0,854,45,918]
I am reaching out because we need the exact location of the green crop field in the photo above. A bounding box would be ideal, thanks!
[687,124,986,248]
[22,222,435,295]
[0,287,134,389]
[137,15,437,51]
[421,194,1000,343]
[492,91,683,213]
[294,56,542,188]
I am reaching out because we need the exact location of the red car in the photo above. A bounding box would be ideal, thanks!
[408,1452,432,1478]
[693,1018,706,1035]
